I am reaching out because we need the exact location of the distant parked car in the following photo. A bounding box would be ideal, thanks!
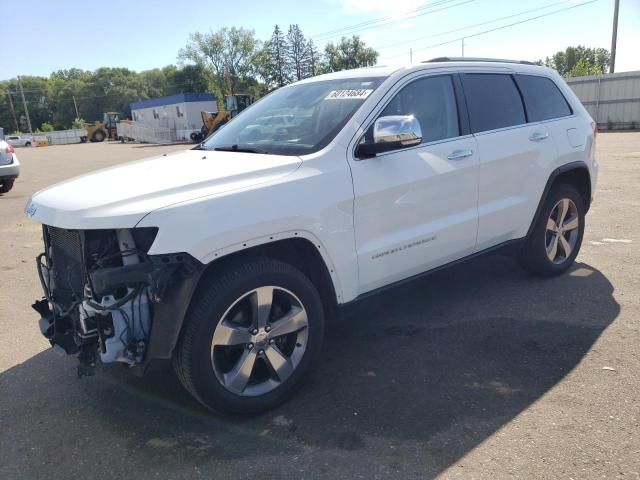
[5,135,32,147]
[0,140,20,193]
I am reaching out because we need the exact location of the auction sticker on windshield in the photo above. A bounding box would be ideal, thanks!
[325,89,373,100]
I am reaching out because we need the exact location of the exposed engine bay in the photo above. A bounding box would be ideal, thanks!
[33,226,198,377]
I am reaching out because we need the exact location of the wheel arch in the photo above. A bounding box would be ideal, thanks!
[200,235,340,314]
[527,161,592,238]
[140,234,341,369]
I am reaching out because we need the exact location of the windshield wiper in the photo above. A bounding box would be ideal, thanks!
[213,144,269,154]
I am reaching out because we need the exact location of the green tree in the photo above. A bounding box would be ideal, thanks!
[324,36,378,72]
[71,117,85,129]
[0,76,52,132]
[287,24,308,81]
[543,46,610,77]
[305,39,323,77]
[40,121,54,132]
[168,64,210,94]
[178,27,260,97]
[263,25,292,87]
[566,59,603,78]
[48,68,92,129]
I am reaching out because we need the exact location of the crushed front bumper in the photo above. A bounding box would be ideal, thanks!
[33,226,204,376]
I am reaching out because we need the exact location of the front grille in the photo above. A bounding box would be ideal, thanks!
[45,226,85,308]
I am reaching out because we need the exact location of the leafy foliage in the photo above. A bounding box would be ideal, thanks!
[0,65,210,132]
[324,36,378,73]
[541,46,610,77]
[0,24,380,132]
[178,27,261,103]
[71,117,85,129]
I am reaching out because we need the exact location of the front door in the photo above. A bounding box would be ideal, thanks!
[349,74,479,294]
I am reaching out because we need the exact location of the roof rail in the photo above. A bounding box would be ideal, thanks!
[424,57,536,65]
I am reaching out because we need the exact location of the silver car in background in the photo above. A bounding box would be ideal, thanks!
[0,140,20,194]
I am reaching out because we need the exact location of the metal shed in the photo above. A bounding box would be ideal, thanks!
[130,93,217,140]
[566,71,640,130]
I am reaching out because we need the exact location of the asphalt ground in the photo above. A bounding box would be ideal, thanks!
[0,135,638,479]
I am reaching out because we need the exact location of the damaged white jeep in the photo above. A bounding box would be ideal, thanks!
[26,59,597,415]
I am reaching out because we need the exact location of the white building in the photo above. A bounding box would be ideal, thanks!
[130,93,217,140]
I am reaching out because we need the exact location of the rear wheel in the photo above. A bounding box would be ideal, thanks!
[174,258,325,415]
[25,141,31,147]
[0,179,15,193]
[519,183,585,276]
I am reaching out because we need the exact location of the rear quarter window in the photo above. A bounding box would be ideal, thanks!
[515,74,572,122]
[461,73,526,133]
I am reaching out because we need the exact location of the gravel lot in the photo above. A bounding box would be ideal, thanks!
[1,135,639,479]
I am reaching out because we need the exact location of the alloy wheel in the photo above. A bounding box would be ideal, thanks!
[545,198,580,264]
[210,286,309,396]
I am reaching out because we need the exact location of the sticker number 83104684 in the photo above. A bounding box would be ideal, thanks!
[325,89,373,100]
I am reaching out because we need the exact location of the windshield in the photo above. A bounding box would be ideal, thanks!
[202,77,386,156]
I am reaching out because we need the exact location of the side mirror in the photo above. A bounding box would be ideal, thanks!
[356,115,422,159]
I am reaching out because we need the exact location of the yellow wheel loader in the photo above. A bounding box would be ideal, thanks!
[81,112,122,142]
[191,94,253,143]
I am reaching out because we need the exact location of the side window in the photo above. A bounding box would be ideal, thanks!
[380,75,459,144]
[461,73,526,133]
[515,74,572,122]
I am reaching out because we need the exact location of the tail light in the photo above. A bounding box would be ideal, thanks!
[5,145,15,154]
[591,121,598,139]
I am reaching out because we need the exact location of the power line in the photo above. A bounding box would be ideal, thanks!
[312,0,474,40]
[311,0,459,38]
[379,0,600,61]
[375,0,574,51]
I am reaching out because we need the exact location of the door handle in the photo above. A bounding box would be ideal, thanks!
[529,132,549,142]
[447,149,473,160]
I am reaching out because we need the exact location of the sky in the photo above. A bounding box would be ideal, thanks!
[0,0,638,79]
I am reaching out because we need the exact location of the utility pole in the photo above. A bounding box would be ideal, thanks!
[609,0,620,73]
[461,38,465,57]
[410,48,413,64]
[72,95,80,119]
[6,92,19,132]
[17,76,33,134]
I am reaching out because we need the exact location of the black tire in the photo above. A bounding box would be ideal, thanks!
[519,183,585,276]
[25,141,31,147]
[0,179,15,194]
[174,258,325,416]
[91,130,106,142]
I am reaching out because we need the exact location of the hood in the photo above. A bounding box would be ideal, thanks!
[25,148,302,229]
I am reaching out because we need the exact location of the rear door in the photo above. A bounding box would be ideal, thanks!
[349,73,479,294]
[514,73,587,171]
[460,72,557,250]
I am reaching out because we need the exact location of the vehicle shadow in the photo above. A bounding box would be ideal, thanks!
[0,254,619,479]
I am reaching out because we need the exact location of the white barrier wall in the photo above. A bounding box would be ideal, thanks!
[45,129,87,145]
[567,71,640,130]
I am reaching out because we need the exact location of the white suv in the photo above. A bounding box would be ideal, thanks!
[26,58,597,415]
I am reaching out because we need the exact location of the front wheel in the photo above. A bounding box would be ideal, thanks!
[91,130,106,142]
[174,258,325,415]
[519,183,585,276]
